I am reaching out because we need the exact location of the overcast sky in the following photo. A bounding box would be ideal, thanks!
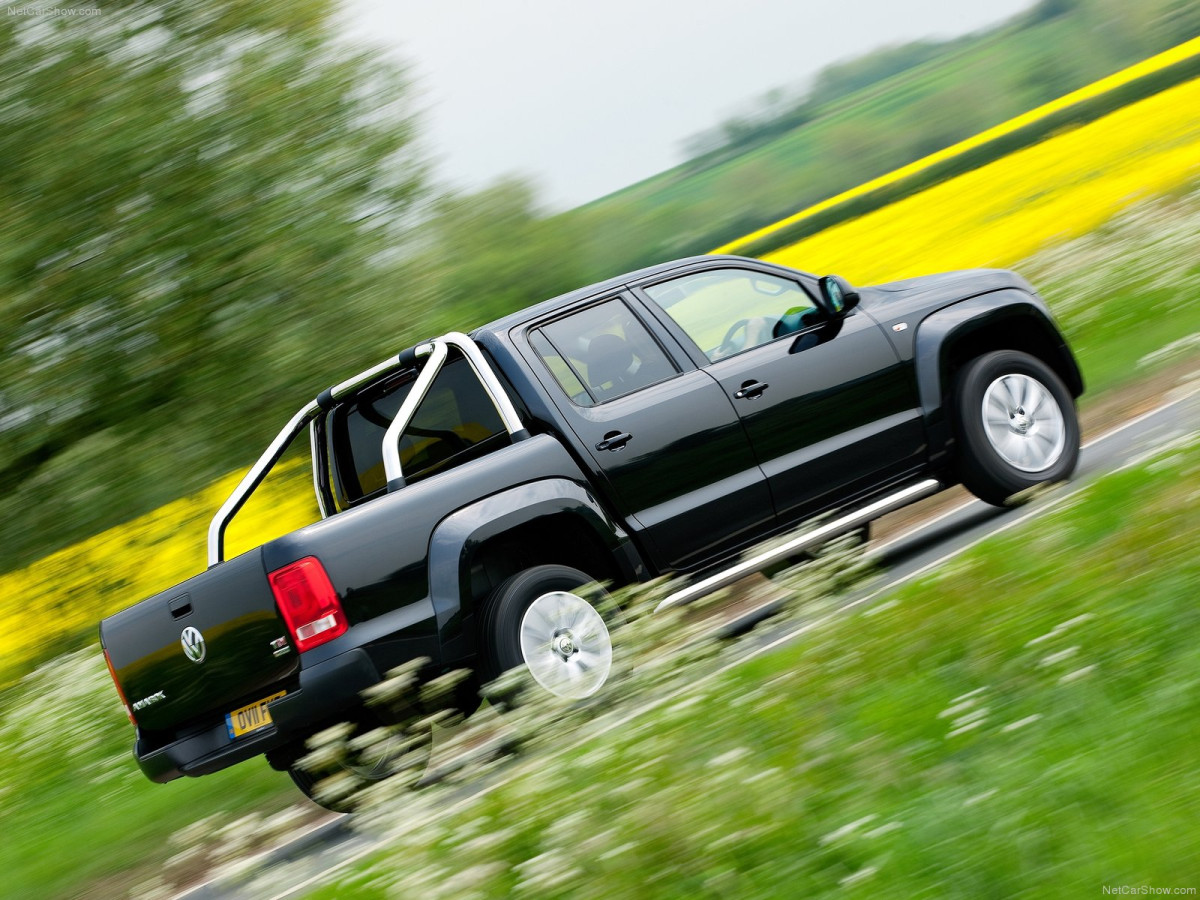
[341,0,1037,210]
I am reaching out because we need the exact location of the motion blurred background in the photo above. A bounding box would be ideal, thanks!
[2,0,1200,896]
[3,0,1196,575]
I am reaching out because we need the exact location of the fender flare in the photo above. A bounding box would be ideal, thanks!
[427,478,642,644]
[913,290,1083,463]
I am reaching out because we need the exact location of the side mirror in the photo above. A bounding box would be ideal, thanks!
[817,274,860,316]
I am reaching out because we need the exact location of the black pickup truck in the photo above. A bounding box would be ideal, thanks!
[100,255,1083,805]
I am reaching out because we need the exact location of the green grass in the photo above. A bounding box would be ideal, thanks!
[1073,292,1200,396]
[1022,184,1200,400]
[306,435,1200,898]
[0,656,302,899]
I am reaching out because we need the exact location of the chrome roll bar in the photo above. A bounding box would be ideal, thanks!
[206,334,527,568]
[381,332,527,488]
[380,341,444,487]
[207,400,323,569]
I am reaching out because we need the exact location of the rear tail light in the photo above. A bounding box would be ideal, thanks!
[103,647,135,724]
[269,556,349,652]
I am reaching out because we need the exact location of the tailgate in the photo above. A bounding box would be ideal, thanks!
[100,550,299,733]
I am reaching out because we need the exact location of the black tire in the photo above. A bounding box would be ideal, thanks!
[286,713,434,812]
[478,564,611,693]
[288,763,356,814]
[952,350,1080,506]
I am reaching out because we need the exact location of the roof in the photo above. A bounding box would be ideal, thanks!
[472,254,756,338]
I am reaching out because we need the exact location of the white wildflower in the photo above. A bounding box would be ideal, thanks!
[1002,714,1043,733]
[863,599,899,617]
[820,814,877,845]
[707,746,752,767]
[513,850,581,895]
[951,686,988,703]
[864,821,904,838]
[460,831,506,857]
[947,719,985,737]
[1059,665,1096,684]
[948,707,989,732]
[964,788,998,807]
[1026,613,1093,646]
[742,767,782,785]
[938,699,978,719]
[839,865,878,886]
[1138,332,1200,368]
[440,862,508,896]
[1039,646,1080,666]
[598,842,637,861]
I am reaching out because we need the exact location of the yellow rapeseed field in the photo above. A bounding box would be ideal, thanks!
[2,462,318,684]
[764,74,1200,282]
[6,53,1200,688]
[718,34,1200,255]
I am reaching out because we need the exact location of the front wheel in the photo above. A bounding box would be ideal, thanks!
[952,350,1080,506]
[479,565,615,701]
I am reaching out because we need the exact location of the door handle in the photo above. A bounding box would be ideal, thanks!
[734,380,769,400]
[596,431,633,452]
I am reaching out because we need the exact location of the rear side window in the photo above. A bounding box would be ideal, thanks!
[532,299,676,406]
[332,352,507,506]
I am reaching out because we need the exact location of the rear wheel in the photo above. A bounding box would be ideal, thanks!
[283,724,434,816]
[952,350,1079,506]
[284,708,436,812]
[479,565,615,700]
[288,762,352,813]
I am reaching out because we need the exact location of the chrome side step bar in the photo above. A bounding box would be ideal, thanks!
[654,478,942,613]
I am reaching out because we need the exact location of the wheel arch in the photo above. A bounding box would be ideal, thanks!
[426,478,644,658]
[914,291,1083,467]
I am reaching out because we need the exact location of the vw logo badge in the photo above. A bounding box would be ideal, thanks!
[181,626,206,664]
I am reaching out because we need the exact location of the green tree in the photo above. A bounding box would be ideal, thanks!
[808,39,948,108]
[416,178,592,329]
[0,0,424,564]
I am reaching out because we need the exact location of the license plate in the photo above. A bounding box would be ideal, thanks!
[225,690,286,740]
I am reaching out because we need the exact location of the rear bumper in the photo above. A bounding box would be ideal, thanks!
[269,646,381,734]
[135,648,382,783]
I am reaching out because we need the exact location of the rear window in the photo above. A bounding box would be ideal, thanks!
[331,351,508,507]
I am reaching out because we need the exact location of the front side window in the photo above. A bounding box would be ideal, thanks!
[533,299,677,405]
[643,268,820,362]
